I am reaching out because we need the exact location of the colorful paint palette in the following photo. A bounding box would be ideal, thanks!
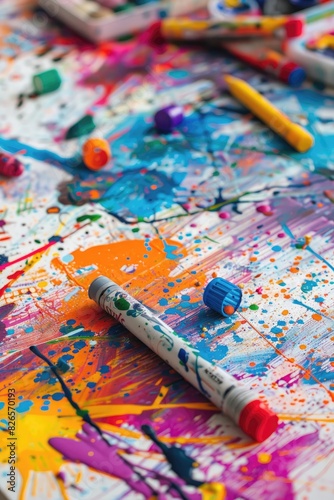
[39,0,207,42]
[285,6,334,86]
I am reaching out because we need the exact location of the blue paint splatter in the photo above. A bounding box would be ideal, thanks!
[52,392,65,401]
[99,365,110,374]
[16,400,34,413]
[301,280,318,293]
[178,349,189,371]
[73,340,86,350]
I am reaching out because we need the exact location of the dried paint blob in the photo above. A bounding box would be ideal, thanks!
[0,153,24,177]
[256,205,272,215]
[47,206,60,214]
[249,304,259,310]
[218,211,230,219]
[83,138,111,171]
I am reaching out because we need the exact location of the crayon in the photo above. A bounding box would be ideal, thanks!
[224,75,314,153]
[89,276,278,442]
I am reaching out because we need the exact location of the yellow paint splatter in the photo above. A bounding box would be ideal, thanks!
[37,281,48,288]
[199,482,226,500]
[257,452,272,464]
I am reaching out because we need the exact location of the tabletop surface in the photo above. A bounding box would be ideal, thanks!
[0,4,334,500]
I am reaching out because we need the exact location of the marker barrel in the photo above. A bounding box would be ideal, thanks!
[89,276,278,442]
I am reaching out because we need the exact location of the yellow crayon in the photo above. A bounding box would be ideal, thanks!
[224,75,314,153]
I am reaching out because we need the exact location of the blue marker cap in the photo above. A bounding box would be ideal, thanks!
[280,61,306,88]
[203,278,242,317]
[287,67,306,88]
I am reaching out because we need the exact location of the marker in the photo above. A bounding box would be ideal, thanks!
[284,1,334,37]
[224,75,314,153]
[89,276,278,442]
[161,15,303,41]
[222,40,306,87]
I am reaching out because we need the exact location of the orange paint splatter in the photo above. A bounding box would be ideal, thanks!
[312,314,322,322]
[46,206,60,214]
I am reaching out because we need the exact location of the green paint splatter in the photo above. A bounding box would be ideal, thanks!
[132,227,140,233]
[249,304,259,310]
[137,216,145,222]
[76,409,89,418]
[213,171,219,176]
[76,214,102,223]
[115,298,130,310]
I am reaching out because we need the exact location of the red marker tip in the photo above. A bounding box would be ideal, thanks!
[239,400,279,442]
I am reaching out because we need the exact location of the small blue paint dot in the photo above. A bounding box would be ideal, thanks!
[272,246,282,252]
[87,382,96,388]
[52,393,64,401]
[99,365,110,374]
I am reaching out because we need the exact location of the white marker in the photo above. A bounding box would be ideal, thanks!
[89,276,278,442]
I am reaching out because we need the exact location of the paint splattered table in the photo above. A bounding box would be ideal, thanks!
[0,5,334,500]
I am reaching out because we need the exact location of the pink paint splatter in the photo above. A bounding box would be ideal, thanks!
[218,211,230,219]
[256,205,273,216]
